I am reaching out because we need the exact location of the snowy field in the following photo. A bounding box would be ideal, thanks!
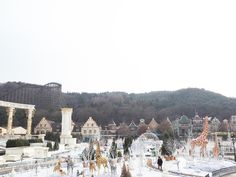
[3,156,236,177]
[2,144,236,177]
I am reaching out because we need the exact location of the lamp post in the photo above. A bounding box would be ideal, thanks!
[232,135,236,162]
[229,125,236,162]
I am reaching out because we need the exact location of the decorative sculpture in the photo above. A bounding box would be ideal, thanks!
[190,116,209,157]
[213,132,219,158]
[89,161,96,176]
[53,159,66,176]
[95,140,108,174]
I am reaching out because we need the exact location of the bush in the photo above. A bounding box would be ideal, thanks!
[6,139,30,148]
[118,151,122,157]
[28,139,43,144]
[46,142,53,151]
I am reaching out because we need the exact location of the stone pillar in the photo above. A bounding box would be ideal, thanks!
[6,107,15,135]
[60,108,76,145]
[26,109,35,135]
[61,108,73,138]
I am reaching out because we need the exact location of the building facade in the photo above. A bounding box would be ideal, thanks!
[34,117,54,134]
[210,117,221,133]
[81,117,101,141]
[192,114,203,134]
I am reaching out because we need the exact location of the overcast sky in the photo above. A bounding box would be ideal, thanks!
[0,0,236,96]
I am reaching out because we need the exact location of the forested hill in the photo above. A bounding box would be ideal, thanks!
[64,88,236,125]
[1,87,236,127]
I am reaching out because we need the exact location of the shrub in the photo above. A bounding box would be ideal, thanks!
[28,139,43,144]
[46,142,53,151]
[118,151,122,157]
[6,139,30,148]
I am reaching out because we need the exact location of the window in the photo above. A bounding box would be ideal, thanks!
[89,130,92,134]
[84,130,87,134]
[91,124,94,127]
[87,124,89,127]
[94,130,96,134]
[44,124,47,127]
[40,124,43,127]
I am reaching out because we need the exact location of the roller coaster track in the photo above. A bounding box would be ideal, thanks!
[0,82,62,108]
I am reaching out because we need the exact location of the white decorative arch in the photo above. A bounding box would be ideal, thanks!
[0,100,35,135]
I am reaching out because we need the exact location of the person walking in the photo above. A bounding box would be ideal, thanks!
[157,156,163,171]
[35,160,39,175]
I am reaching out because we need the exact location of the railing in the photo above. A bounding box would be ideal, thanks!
[0,150,79,175]
[212,166,236,177]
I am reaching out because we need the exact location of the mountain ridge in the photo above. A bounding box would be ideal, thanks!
[0,82,236,128]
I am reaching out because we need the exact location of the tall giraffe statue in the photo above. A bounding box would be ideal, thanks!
[213,132,219,158]
[95,140,108,174]
[190,116,209,157]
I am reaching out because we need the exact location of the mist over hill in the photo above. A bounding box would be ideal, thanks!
[1,83,236,128]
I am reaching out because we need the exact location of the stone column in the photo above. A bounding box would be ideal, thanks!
[26,108,35,135]
[60,108,76,145]
[61,108,73,138]
[7,107,15,135]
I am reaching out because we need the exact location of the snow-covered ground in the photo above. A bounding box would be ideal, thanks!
[2,144,236,177]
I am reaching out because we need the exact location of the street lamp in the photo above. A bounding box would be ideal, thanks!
[229,125,236,161]
[232,134,236,162]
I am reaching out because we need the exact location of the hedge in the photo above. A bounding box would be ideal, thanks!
[6,139,43,148]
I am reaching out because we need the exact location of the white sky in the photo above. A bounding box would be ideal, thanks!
[0,0,236,97]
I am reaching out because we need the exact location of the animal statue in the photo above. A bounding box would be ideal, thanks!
[89,161,96,176]
[53,159,66,176]
[95,140,108,174]
[146,158,154,168]
[53,160,62,173]
[190,116,209,157]
[213,132,219,158]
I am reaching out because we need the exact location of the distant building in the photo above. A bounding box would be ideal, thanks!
[81,117,101,141]
[12,127,27,135]
[158,117,173,133]
[137,119,148,135]
[210,117,221,133]
[148,118,159,132]
[173,115,192,138]
[107,120,117,135]
[0,127,7,136]
[230,115,236,132]
[221,119,230,132]
[117,122,131,137]
[192,114,203,134]
[129,120,138,137]
[0,126,26,135]
[34,117,54,134]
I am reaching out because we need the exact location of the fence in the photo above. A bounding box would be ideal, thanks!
[212,165,236,177]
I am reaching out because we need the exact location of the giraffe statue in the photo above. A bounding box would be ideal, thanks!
[213,132,219,158]
[190,116,209,157]
[95,140,108,174]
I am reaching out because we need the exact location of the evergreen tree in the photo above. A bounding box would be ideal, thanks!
[123,137,133,155]
[110,139,117,158]
[53,140,59,150]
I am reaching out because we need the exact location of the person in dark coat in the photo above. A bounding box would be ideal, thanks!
[157,156,163,171]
